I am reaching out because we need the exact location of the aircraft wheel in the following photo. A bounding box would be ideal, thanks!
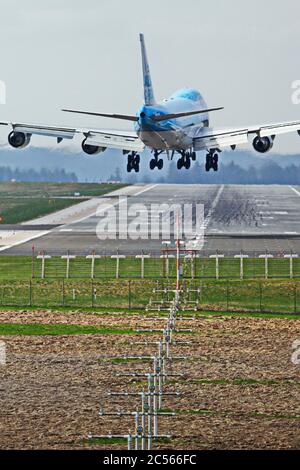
[185,157,191,169]
[158,159,164,170]
[191,152,197,161]
[150,159,156,170]
[177,158,183,170]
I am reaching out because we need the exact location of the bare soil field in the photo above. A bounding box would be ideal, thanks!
[1,310,300,450]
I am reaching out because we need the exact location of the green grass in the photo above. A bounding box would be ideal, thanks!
[0,323,150,336]
[0,182,127,198]
[0,278,300,314]
[82,438,128,445]
[0,197,83,224]
[0,182,127,224]
[81,437,172,446]
[110,357,152,364]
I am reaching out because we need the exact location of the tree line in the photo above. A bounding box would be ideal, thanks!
[115,160,300,185]
[0,166,78,182]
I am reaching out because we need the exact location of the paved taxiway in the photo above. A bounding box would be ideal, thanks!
[1,184,300,255]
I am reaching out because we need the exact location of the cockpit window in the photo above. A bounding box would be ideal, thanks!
[170,89,202,102]
[180,90,201,101]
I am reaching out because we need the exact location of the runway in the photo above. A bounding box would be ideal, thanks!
[2,184,300,256]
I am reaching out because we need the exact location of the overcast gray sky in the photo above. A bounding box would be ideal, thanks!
[1,0,300,152]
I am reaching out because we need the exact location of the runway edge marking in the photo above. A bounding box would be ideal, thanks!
[0,184,159,252]
[289,185,300,198]
[0,231,52,253]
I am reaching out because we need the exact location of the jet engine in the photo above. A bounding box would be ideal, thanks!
[81,138,106,155]
[8,131,31,149]
[252,136,274,153]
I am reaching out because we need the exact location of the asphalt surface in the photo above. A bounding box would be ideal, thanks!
[2,184,300,256]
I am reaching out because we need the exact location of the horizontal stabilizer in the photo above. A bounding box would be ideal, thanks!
[62,109,139,122]
[151,107,224,122]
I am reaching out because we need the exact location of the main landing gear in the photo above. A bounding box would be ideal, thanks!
[205,151,219,172]
[149,151,164,170]
[127,152,140,173]
[177,151,196,170]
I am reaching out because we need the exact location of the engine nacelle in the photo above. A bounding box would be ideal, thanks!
[81,138,106,155]
[252,135,274,153]
[8,131,31,149]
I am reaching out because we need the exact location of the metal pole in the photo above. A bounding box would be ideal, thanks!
[128,432,133,450]
[290,256,293,280]
[135,413,139,450]
[141,254,145,279]
[153,359,158,437]
[116,256,120,279]
[41,254,45,280]
[158,355,165,409]
[32,245,35,279]
[265,254,268,280]
[29,279,32,307]
[91,253,95,279]
[62,279,65,307]
[240,256,244,280]
[216,253,219,280]
[148,376,153,450]
[141,391,146,450]
[191,253,195,279]
[176,212,180,291]
[66,256,70,279]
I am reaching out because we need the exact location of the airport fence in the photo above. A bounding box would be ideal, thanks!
[29,251,300,280]
[2,251,300,281]
[0,278,300,314]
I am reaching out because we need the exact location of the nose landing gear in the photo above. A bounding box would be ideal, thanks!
[149,151,164,170]
[177,151,196,170]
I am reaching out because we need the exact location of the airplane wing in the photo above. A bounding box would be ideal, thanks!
[0,121,145,153]
[193,120,300,151]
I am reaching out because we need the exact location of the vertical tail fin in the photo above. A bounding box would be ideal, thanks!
[139,33,156,106]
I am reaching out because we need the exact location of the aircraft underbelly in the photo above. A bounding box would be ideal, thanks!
[139,129,192,150]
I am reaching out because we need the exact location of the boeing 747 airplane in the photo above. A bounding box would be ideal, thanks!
[2,34,300,174]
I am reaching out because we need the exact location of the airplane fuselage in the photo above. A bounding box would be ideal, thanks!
[135,88,209,151]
